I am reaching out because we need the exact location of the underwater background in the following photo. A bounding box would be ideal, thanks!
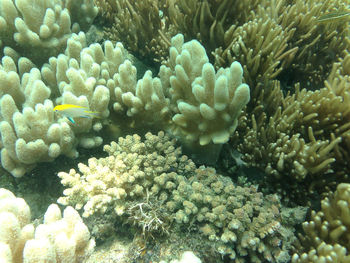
[0,0,350,262]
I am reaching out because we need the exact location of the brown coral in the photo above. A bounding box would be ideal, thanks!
[230,68,350,203]
[292,183,350,262]
[57,132,305,262]
[96,0,172,63]
[94,0,349,94]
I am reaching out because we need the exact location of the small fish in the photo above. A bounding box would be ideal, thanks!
[53,104,100,124]
[317,11,350,23]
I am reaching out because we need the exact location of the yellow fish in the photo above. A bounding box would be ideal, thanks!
[53,104,100,124]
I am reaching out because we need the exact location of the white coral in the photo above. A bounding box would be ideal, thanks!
[0,188,95,263]
[0,0,97,64]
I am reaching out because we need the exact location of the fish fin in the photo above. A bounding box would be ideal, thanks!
[84,111,101,118]
[84,110,100,114]
[67,116,75,124]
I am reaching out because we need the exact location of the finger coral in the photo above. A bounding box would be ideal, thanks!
[0,188,95,263]
[0,0,98,65]
[0,32,249,177]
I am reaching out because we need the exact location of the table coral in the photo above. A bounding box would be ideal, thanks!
[58,131,306,262]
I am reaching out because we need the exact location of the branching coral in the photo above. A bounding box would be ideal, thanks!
[214,17,297,89]
[0,57,78,177]
[228,11,350,202]
[0,32,249,176]
[0,33,109,177]
[0,188,95,263]
[95,0,349,94]
[1,0,349,262]
[230,72,350,203]
[214,0,349,90]
[273,0,349,87]
[236,83,343,179]
[0,0,97,65]
[57,131,306,263]
[96,0,172,63]
[292,183,350,262]
[165,0,236,51]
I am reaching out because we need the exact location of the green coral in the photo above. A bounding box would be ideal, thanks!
[58,131,306,262]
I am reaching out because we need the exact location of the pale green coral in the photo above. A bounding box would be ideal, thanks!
[0,0,97,65]
[112,34,250,146]
[58,131,305,263]
[0,32,249,177]
[0,57,78,177]
[0,188,95,263]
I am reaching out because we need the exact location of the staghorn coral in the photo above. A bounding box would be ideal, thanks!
[230,75,350,203]
[273,0,349,88]
[93,0,117,24]
[214,16,298,90]
[165,0,236,51]
[292,183,350,263]
[324,50,350,172]
[58,131,306,263]
[97,0,172,63]
[0,188,95,263]
[0,0,98,65]
[229,29,350,203]
[96,0,349,94]
[214,0,349,90]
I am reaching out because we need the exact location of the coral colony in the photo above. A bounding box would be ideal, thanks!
[1,0,350,262]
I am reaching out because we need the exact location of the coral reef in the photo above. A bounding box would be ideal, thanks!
[0,32,249,177]
[96,0,172,63]
[96,0,348,90]
[230,47,350,203]
[292,183,350,262]
[214,0,349,88]
[1,0,350,262]
[0,0,98,65]
[0,188,95,263]
[110,33,250,149]
[58,131,306,262]
[91,0,350,202]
